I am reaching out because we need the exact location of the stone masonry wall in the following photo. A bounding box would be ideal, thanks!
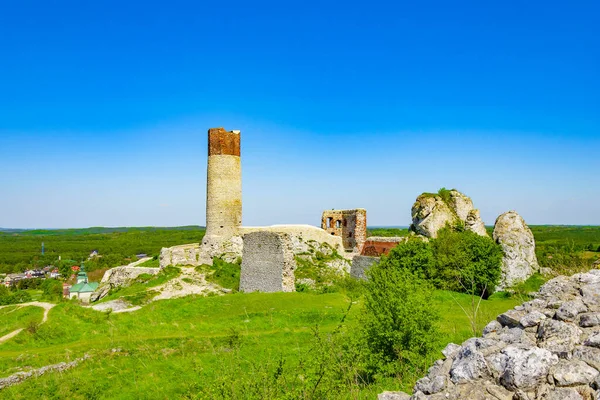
[239,231,296,293]
[361,236,407,257]
[351,255,380,280]
[321,209,367,253]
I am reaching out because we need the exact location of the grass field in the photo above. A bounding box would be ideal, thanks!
[0,306,44,337]
[0,225,598,398]
[0,289,520,399]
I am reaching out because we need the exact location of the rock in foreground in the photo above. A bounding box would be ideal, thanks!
[379,269,600,399]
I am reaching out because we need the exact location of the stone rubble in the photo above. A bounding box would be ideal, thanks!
[0,355,90,390]
[379,269,600,400]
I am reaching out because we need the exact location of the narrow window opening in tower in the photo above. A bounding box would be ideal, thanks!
[343,219,347,227]
[336,220,342,228]
[348,232,353,238]
[327,217,333,228]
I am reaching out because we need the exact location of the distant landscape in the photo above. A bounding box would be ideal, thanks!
[1,225,598,277]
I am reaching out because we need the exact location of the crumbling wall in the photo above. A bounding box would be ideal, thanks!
[160,244,203,268]
[351,255,379,280]
[321,209,367,253]
[239,231,296,293]
[361,236,407,256]
[241,224,345,256]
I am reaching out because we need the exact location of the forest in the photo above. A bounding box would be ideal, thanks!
[0,226,205,274]
[0,225,598,276]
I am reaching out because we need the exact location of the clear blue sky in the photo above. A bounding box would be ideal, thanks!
[1,1,598,228]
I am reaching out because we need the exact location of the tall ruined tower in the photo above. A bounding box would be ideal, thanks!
[202,128,242,251]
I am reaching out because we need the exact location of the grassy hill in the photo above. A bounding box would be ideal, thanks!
[0,289,520,399]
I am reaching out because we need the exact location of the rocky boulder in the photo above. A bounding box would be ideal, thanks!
[493,211,540,290]
[90,266,160,302]
[378,268,600,400]
[411,194,458,238]
[465,209,488,236]
[410,189,488,239]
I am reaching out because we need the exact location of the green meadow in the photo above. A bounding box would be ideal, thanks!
[0,225,598,398]
[0,290,520,399]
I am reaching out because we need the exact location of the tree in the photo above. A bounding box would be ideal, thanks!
[431,228,503,298]
[361,259,440,377]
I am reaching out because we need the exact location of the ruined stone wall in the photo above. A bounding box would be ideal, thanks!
[361,236,406,256]
[351,255,379,279]
[321,209,367,253]
[160,244,203,268]
[203,128,242,254]
[239,231,296,293]
[241,224,345,256]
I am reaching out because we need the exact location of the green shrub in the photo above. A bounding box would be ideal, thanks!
[378,238,435,279]
[361,262,440,377]
[41,279,63,301]
[431,228,503,297]
[0,289,32,305]
[206,258,240,291]
[378,229,502,298]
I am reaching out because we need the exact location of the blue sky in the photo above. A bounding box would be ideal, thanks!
[0,1,598,228]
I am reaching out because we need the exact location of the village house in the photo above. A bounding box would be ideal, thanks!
[3,273,26,287]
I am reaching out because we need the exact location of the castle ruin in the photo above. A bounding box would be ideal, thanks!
[161,127,366,287]
[321,209,367,253]
[202,128,242,258]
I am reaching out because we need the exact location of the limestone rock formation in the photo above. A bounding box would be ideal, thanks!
[411,194,457,238]
[378,268,600,400]
[447,189,474,221]
[411,189,488,238]
[465,209,488,236]
[493,211,540,289]
[90,266,161,302]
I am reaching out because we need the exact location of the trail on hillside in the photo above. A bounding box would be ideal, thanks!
[0,302,56,345]
[152,267,222,301]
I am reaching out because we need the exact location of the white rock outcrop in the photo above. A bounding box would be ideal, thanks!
[411,195,457,238]
[411,189,488,238]
[465,209,488,236]
[380,268,600,400]
[90,265,160,302]
[493,211,540,289]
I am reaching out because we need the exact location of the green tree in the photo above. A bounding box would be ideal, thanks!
[377,238,435,278]
[361,261,440,377]
[431,228,503,297]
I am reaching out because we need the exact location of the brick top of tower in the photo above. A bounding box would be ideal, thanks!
[208,127,241,156]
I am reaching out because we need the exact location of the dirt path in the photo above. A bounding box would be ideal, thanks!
[152,267,222,301]
[0,302,56,344]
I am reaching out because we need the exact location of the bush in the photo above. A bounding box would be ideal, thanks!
[0,289,32,305]
[377,238,435,279]
[380,230,503,298]
[361,262,440,377]
[430,228,503,298]
[206,258,240,291]
[41,279,63,301]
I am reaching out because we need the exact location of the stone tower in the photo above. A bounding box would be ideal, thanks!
[202,127,242,253]
[321,209,367,253]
